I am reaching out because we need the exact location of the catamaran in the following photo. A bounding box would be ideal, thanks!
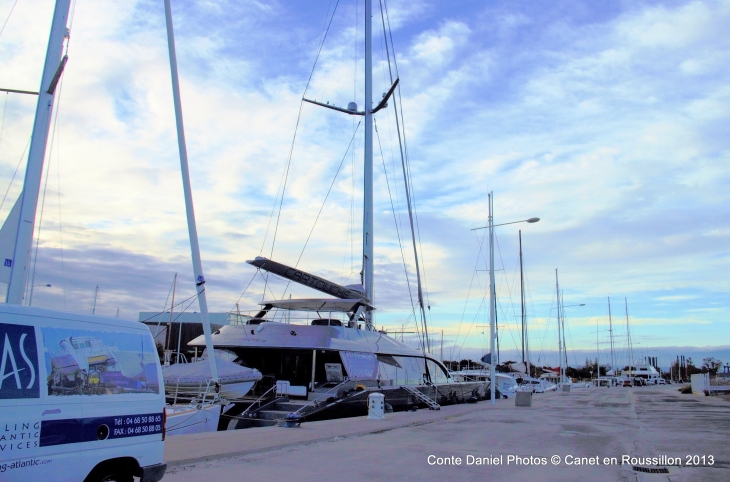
[188,0,489,426]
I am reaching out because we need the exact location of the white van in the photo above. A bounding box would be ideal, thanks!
[0,304,166,482]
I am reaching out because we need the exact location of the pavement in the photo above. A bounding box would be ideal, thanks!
[162,385,730,481]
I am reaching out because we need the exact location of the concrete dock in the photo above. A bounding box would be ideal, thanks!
[163,385,730,481]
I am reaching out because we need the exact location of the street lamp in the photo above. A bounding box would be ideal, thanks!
[472,192,540,405]
[28,284,52,307]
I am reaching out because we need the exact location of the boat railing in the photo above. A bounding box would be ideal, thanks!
[294,377,353,415]
[169,377,219,406]
[226,309,351,326]
[238,384,278,418]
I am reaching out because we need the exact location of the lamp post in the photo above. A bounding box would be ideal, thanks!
[472,192,539,404]
[28,284,52,307]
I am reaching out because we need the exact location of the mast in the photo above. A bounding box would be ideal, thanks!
[555,269,562,385]
[608,297,615,376]
[164,0,218,382]
[625,298,634,376]
[361,0,374,330]
[488,192,496,404]
[596,315,600,382]
[561,290,568,374]
[519,230,525,366]
[164,273,177,366]
[91,285,99,315]
[6,0,72,304]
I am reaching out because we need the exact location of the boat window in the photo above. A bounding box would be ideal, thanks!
[340,351,378,380]
[426,359,449,384]
[376,354,401,368]
[375,356,427,386]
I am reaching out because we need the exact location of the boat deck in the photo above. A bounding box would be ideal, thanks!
[163,384,730,481]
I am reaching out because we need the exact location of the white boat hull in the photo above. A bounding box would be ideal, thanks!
[165,403,220,436]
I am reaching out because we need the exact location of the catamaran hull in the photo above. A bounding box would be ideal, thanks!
[300,381,489,423]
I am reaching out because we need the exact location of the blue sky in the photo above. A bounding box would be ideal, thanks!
[0,0,728,368]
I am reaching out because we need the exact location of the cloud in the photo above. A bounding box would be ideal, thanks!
[0,0,727,357]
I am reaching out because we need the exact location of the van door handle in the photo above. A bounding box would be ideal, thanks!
[42,409,61,416]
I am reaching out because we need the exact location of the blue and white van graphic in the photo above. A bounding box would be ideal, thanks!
[0,323,39,400]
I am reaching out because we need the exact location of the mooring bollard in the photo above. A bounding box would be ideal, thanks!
[368,392,386,420]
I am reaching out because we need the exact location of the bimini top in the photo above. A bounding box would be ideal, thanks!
[259,298,374,312]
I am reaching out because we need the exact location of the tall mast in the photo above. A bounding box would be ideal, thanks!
[596,315,600,381]
[519,230,525,365]
[488,192,496,404]
[164,0,218,382]
[361,0,374,330]
[608,297,615,376]
[6,0,72,304]
[91,285,99,315]
[561,290,568,371]
[625,298,634,375]
[555,269,562,384]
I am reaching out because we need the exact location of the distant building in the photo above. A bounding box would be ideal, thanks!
[139,311,251,357]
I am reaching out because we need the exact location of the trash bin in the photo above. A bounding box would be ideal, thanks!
[368,392,385,420]
[515,390,532,407]
[562,384,571,393]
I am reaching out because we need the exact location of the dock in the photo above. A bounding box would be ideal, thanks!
[163,385,730,481]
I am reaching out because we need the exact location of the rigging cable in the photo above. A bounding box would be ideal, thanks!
[27,69,67,306]
[0,93,7,155]
[382,0,432,313]
[278,121,361,300]
[0,136,29,210]
[374,117,422,350]
[379,0,430,351]
[0,0,19,37]
[259,0,341,300]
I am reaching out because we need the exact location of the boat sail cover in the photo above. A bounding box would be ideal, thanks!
[247,256,369,302]
[162,357,262,384]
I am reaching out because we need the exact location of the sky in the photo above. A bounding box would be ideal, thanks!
[0,0,728,369]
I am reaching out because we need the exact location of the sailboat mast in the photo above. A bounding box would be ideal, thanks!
[625,298,634,375]
[164,0,218,382]
[91,285,99,315]
[6,0,71,304]
[488,192,496,404]
[165,273,177,366]
[555,269,562,384]
[519,230,525,365]
[608,297,615,376]
[362,0,374,329]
